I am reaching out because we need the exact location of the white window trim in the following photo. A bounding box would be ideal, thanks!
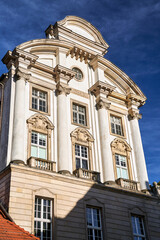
[115,154,128,179]
[75,144,89,170]
[86,206,103,240]
[34,197,52,240]
[31,131,47,160]
[131,215,146,239]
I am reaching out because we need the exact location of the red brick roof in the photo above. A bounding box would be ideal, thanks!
[0,205,39,240]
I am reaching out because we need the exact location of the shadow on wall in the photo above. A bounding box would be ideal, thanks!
[34,182,159,240]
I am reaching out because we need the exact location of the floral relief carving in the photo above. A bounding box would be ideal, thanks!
[27,114,54,131]
[71,127,94,143]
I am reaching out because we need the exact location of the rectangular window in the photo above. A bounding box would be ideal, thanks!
[31,131,47,159]
[34,197,52,240]
[110,115,123,136]
[32,88,47,113]
[86,207,103,240]
[115,154,128,179]
[72,103,87,126]
[131,215,146,240]
[75,144,88,170]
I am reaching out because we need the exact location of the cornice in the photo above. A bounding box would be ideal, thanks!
[54,64,75,82]
[127,92,146,108]
[66,46,95,64]
[89,80,116,97]
[90,55,146,99]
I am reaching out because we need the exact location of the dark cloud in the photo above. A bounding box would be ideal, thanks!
[0,0,159,183]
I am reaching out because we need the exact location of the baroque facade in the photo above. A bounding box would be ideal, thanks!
[0,16,160,240]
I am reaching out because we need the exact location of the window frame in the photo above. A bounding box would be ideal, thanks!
[31,131,47,160]
[75,144,89,170]
[131,214,146,240]
[111,138,133,181]
[34,197,52,240]
[86,206,103,240]
[32,188,57,240]
[108,111,126,138]
[71,99,89,128]
[115,154,129,179]
[30,83,50,115]
[71,66,84,81]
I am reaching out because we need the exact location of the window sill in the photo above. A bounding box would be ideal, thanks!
[29,107,50,116]
[71,121,90,129]
[110,132,126,139]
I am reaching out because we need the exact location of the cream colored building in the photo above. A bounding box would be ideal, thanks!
[0,16,160,240]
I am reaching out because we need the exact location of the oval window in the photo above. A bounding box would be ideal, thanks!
[72,67,83,81]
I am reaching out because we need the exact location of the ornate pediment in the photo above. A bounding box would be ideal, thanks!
[71,127,94,143]
[111,138,131,153]
[27,114,54,131]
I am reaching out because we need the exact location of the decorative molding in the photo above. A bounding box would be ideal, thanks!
[111,138,131,154]
[71,127,94,143]
[56,82,71,96]
[127,92,146,108]
[128,109,142,120]
[15,68,31,81]
[71,88,89,99]
[27,113,54,131]
[89,80,116,97]
[111,138,132,181]
[54,64,75,82]
[67,46,94,64]
[96,98,111,110]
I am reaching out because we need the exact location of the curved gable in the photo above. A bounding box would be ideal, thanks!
[57,16,109,48]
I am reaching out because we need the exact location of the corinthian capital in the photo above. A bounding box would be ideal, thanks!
[128,109,142,120]
[56,82,71,96]
[15,68,31,81]
[96,97,111,110]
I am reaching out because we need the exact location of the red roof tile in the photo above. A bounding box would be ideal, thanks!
[0,209,39,240]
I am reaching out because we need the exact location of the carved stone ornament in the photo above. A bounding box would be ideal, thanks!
[15,68,31,81]
[54,64,75,82]
[96,98,111,110]
[128,109,142,120]
[27,114,54,131]
[71,127,94,143]
[111,138,131,153]
[56,82,71,96]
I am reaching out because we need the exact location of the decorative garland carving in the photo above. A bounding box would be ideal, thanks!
[111,138,131,154]
[27,113,54,131]
[71,127,94,143]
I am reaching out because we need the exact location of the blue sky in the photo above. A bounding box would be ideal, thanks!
[0,0,159,184]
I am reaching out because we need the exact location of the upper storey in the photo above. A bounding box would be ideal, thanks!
[45,15,109,56]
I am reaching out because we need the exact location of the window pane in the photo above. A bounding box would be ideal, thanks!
[121,168,128,179]
[31,146,38,158]
[31,132,38,144]
[116,167,121,178]
[76,158,80,169]
[39,148,47,159]
[82,160,88,170]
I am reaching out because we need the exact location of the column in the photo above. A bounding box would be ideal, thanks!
[11,69,30,162]
[97,98,115,183]
[54,65,75,174]
[89,81,116,183]
[129,110,149,190]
